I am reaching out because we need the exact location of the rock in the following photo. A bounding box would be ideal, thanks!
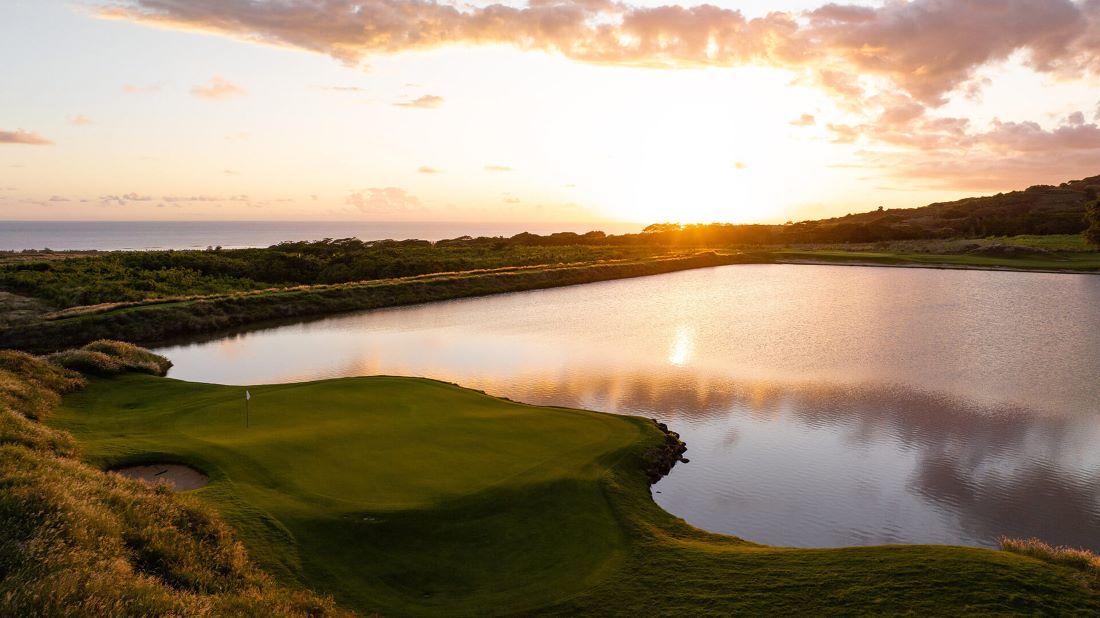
[644,419,689,484]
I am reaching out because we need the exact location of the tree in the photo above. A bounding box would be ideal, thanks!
[1086,199,1100,247]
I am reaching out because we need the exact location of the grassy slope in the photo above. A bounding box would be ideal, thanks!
[766,248,1100,271]
[56,375,1099,616]
[0,347,345,617]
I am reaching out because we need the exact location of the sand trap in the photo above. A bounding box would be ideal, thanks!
[112,464,209,491]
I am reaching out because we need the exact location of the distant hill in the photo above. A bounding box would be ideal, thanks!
[459,174,1100,247]
[788,174,1099,242]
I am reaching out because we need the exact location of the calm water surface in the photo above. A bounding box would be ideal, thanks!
[0,220,639,251]
[156,265,1100,550]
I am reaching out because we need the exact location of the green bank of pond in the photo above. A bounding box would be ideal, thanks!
[5,242,1097,354]
[55,374,1100,616]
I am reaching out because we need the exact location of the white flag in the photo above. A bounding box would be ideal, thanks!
[245,390,251,401]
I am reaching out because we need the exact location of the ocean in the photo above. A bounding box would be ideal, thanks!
[0,221,641,252]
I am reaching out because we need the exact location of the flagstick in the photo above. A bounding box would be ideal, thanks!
[245,389,250,428]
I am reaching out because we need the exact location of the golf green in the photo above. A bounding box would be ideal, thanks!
[55,374,1100,616]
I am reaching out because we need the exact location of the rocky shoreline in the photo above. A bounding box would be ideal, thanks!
[644,419,688,484]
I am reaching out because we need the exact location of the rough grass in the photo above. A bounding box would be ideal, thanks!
[1000,537,1100,589]
[55,373,1100,616]
[765,247,1100,271]
[47,340,173,377]
[0,349,347,617]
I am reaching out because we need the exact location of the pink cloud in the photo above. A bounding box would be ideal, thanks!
[191,76,247,100]
[345,187,423,213]
[394,94,443,109]
[0,130,52,145]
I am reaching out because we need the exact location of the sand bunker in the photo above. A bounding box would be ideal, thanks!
[112,464,209,491]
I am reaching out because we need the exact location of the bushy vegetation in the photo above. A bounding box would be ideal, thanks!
[0,350,85,421]
[47,340,173,377]
[0,348,347,617]
[0,240,656,309]
[1086,199,1100,247]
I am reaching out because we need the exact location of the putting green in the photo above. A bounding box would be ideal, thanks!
[55,374,648,614]
[55,374,1100,616]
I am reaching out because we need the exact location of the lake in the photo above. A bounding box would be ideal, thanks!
[155,264,1100,550]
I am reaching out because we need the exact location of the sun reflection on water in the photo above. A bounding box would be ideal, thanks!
[669,324,695,366]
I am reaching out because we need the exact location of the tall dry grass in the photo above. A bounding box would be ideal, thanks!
[1000,537,1100,589]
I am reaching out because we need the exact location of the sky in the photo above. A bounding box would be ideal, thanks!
[2,0,1100,224]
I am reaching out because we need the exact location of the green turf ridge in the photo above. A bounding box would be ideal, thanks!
[763,248,1100,272]
[55,374,1100,616]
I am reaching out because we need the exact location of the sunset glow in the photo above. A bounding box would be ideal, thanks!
[3,0,1100,224]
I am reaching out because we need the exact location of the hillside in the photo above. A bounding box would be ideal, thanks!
[795,174,1100,242]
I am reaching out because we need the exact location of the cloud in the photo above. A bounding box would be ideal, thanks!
[417,166,441,174]
[224,169,239,175]
[345,187,422,213]
[841,109,1100,190]
[99,0,1100,190]
[790,114,816,127]
[805,0,1092,105]
[69,115,94,126]
[394,94,443,108]
[49,195,69,202]
[122,83,161,94]
[484,164,513,172]
[104,0,1100,108]
[825,123,860,144]
[323,85,365,92]
[0,130,52,145]
[99,192,155,205]
[191,76,247,100]
[162,194,248,202]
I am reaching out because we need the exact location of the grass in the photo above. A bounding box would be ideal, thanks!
[1000,537,1100,590]
[764,247,1100,271]
[1,252,742,353]
[55,373,1100,616]
[0,346,345,617]
[2,237,1097,354]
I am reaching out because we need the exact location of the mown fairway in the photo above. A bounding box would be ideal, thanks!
[56,375,1100,616]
